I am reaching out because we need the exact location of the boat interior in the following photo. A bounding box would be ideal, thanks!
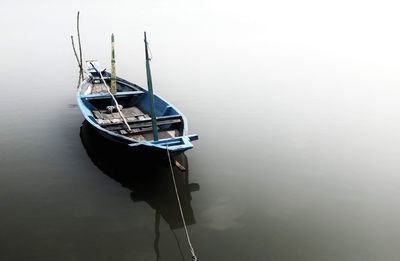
[80,75,184,142]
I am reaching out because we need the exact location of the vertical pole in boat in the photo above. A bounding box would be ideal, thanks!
[144,31,159,141]
[111,33,117,94]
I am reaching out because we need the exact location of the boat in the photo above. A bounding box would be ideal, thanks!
[77,33,198,153]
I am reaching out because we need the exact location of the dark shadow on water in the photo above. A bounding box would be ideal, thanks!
[80,121,200,260]
[79,120,200,230]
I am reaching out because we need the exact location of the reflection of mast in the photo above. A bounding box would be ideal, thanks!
[170,226,186,261]
[153,211,185,261]
[154,212,160,261]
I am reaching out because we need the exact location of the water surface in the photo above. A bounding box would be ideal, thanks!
[2,1,400,260]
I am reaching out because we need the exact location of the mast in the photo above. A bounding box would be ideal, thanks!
[144,31,159,141]
[111,33,117,94]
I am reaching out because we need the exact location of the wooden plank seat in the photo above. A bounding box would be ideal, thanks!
[93,106,147,121]
[127,129,179,140]
[82,90,144,100]
[100,115,182,131]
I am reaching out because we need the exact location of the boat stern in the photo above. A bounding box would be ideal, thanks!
[129,134,198,153]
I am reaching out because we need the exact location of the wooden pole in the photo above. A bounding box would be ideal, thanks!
[111,33,117,94]
[71,35,82,88]
[71,35,80,67]
[71,11,83,83]
[77,12,83,70]
[144,32,159,141]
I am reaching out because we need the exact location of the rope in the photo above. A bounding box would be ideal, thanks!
[166,145,199,261]
[89,62,132,132]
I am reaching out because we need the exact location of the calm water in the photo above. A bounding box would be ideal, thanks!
[2,1,400,260]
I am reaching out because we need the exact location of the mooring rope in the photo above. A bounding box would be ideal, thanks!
[166,145,199,261]
[89,62,132,132]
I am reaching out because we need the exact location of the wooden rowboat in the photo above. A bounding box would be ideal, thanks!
[77,34,198,153]
[77,61,198,152]
[77,61,198,153]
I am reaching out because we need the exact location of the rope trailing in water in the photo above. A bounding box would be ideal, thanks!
[90,62,132,132]
[166,145,199,261]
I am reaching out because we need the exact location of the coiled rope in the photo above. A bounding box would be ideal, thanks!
[166,145,199,261]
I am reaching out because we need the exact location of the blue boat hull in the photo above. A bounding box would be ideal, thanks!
[77,69,198,153]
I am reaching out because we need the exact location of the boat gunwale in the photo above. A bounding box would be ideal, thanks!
[77,74,194,152]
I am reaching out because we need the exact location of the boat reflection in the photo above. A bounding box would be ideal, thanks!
[79,120,200,229]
